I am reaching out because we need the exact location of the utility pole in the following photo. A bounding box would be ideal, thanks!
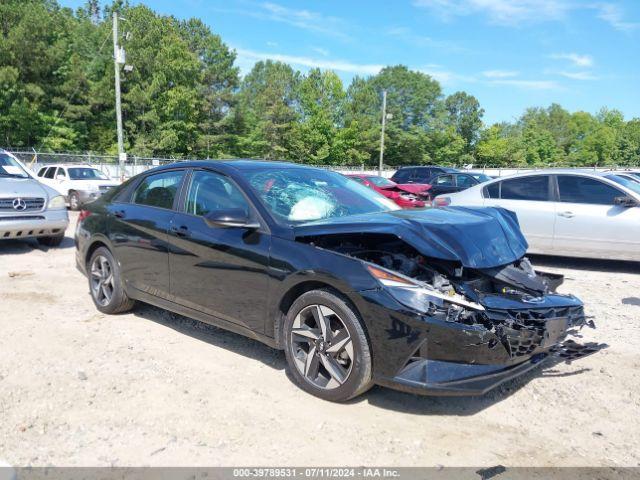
[378,90,387,176]
[112,12,125,179]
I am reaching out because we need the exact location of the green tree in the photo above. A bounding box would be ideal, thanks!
[444,91,484,153]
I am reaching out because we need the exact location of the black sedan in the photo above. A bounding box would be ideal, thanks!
[75,160,595,402]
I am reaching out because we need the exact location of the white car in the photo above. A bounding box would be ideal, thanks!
[0,150,69,246]
[435,170,640,262]
[36,164,119,210]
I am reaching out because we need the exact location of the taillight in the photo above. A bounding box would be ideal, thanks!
[78,210,92,222]
[432,197,451,207]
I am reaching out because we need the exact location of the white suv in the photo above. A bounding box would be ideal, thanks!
[36,164,119,210]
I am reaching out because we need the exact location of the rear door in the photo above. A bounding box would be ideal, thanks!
[108,169,186,299]
[168,169,270,332]
[553,175,640,259]
[482,175,556,252]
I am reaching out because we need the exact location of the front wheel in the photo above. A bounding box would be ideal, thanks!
[88,247,135,314]
[283,290,372,402]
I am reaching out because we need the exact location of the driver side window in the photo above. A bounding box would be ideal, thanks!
[185,170,249,217]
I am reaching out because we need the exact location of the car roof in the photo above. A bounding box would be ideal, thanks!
[151,159,323,174]
[38,164,96,168]
[488,169,624,180]
[396,165,459,172]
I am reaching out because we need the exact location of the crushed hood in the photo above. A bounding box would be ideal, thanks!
[391,183,432,195]
[293,206,528,269]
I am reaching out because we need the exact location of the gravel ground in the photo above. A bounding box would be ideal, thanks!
[0,212,639,467]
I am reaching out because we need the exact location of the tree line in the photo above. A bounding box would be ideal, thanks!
[1,0,639,167]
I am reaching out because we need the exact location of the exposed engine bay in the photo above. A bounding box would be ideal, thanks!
[299,232,602,362]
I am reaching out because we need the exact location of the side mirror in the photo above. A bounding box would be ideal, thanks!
[203,208,260,229]
[614,196,638,208]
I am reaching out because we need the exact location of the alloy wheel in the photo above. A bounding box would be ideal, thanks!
[290,304,354,389]
[90,255,114,306]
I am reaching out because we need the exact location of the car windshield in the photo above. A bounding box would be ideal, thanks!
[68,168,108,180]
[0,153,30,178]
[471,173,492,183]
[606,175,640,196]
[365,176,395,187]
[243,167,400,224]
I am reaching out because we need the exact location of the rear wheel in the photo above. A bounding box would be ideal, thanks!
[88,247,135,314]
[37,234,64,247]
[283,290,372,402]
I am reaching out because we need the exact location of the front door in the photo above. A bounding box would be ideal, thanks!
[168,169,270,333]
[553,175,640,259]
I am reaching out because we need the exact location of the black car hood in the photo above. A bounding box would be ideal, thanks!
[293,207,528,269]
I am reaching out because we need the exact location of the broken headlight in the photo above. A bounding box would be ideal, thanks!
[366,264,485,313]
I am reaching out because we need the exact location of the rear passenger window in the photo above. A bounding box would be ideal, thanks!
[456,175,475,188]
[392,169,412,182]
[132,170,184,209]
[500,176,550,201]
[557,176,621,205]
[434,174,455,186]
[483,182,500,198]
[44,167,56,179]
[37,167,47,177]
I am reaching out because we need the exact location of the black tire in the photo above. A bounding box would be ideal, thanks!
[69,191,80,211]
[37,234,65,247]
[88,246,135,314]
[283,289,372,402]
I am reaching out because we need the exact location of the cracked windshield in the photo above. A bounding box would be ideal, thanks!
[244,168,400,224]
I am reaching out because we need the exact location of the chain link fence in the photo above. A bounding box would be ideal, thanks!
[4,149,627,180]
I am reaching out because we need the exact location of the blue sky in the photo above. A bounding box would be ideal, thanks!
[60,0,640,124]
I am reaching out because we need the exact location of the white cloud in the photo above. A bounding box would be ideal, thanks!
[413,0,639,31]
[259,2,350,39]
[596,3,640,32]
[550,53,594,68]
[482,69,519,78]
[556,71,598,81]
[234,48,383,75]
[488,79,559,90]
[213,2,350,40]
[311,46,330,57]
[412,0,570,25]
[266,41,278,47]
[385,26,465,51]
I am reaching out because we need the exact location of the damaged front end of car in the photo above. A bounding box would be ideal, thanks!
[294,206,603,395]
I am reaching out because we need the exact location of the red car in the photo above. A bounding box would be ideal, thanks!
[347,174,431,208]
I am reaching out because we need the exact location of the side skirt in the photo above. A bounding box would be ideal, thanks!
[128,287,279,350]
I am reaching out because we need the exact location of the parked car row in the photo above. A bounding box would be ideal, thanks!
[347,166,492,208]
[435,170,640,262]
[74,159,600,402]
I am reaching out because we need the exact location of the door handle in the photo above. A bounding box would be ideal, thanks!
[113,210,126,219]
[558,211,575,218]
[171,225,190,238]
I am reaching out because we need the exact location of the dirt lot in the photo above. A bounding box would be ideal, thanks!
[0,211,639,467]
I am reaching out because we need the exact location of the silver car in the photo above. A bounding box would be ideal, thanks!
[436,170,640,262]
[0,150,69,246]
